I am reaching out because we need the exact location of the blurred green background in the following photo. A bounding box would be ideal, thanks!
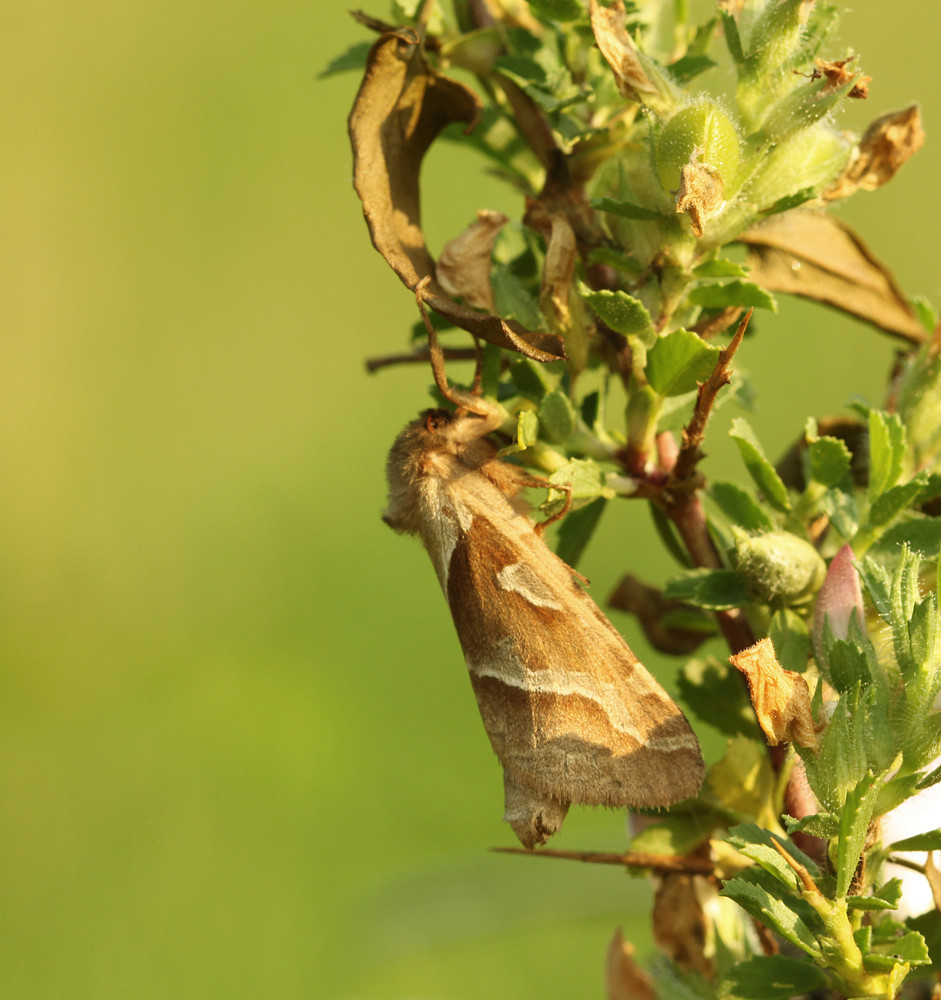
[0,3,938,997]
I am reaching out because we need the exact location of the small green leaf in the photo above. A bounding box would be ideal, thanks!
[707,481,777,533]
[887,828,941,852]
[554,498,605,568]
[589,196,664,221]
[543,459,604,517]
[868,474,928,528]
[764,187,819,215]
[645,329,721,396]
[720,876,820,957]
[869,517,941,561]
[730,418,791,511]
[663,568,750,610]
[784,812,839,839]
[585,246,644,275]
[537,390,575,443]
[719,955,828,1000]
[669,53,717,84]
[837,771,881,900]
[806,433,852,488]
[509,357,556,402]
[688,280,777,311]
[913,295,939,333]
[868,409,907,500]
[516,409,539,449]
[580,287,656,343]
[820,485,858,538]
[693,258,750,278]
[846,877,903,911]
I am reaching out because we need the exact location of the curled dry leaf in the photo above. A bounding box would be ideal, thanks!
[436,210,508,312]
[349,31,564,361]
[540,214,577,332]
[927,852,941,913]
[605,928,657,1000]
[653,871,716,977]
[826,105,925,201]
[589,0,658,104]
[730,638,820,750]
[676,159,724,238]
[739,211,926,344]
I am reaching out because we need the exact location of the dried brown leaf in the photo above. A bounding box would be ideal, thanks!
[739,211,926,344]
[590,0,658,103]
[349,31,564,360]
[730,638,820,750]
[927,852,941,913]
[539,214,577,330]
[605,929,657,1000]
[436,210,508,312]
[826,105,925,200]
[653,872,716,977]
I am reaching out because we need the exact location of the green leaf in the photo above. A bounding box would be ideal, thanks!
[687,280,777,311]
[537,390,575,443]
[846,877,903,911]
[554,497,605,568]
[678,659,758,737]
[707,481,776,533]
[693,258,749,278]
[509,357,559,402]
[913,295,939,333]
[630,813,712,856]
[585,245,644,276]
[806,433,852,488]
[725,826,800,889]
[515,409,540,450]
[868,409,907,500]
[820,485,858,538]
[837,771,881,900]
[589,196,663,221]
[769,609,810,673]
[543,460,604,519]
[784,812,839,839]
[887,829,941,852]
[719,955,828,1000]
[730,418,791,511]
[580,287,656,342]
[720,876,820,957]
[645,328,721,396]
[868,474,928,528]
[669,53,718,84]
[663,568,750,610]
[765,187,819,215]
[524,0,584,20]
[869,516,941,561]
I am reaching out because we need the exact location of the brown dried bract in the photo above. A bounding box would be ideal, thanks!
[436,210,508,312]
[826,105,925,200]
[676,158,724,238]
[730,638,820,750]
[739,211,926,344]
[349,31,564,361]
[605,929,657,1000]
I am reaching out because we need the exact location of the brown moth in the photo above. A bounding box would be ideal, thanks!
[383,321,704,849]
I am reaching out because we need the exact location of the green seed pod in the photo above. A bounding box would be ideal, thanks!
[731,527,827,607]
[656,102,742,194]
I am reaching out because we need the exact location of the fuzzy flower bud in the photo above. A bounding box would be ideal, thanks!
[732,527,826,606]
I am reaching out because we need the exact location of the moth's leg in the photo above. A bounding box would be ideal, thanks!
[414,277,501,426]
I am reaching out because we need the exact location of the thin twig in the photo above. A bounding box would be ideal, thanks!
[673,309,752,483]
[491,846,715,875]
[364,347,479,374]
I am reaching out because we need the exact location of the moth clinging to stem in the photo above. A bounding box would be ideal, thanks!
[382,288,704,848]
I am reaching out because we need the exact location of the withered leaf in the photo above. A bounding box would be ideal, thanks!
[590,0,659,104]
[730,638,820,750]
[349,31,564,360]
[605,928,657,1000]
[436,210,508,312]
[739,211,926,344]
[540,213,577,331]
[653,871,716,977]
[676,160,724,238]
[826,105,925,201]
